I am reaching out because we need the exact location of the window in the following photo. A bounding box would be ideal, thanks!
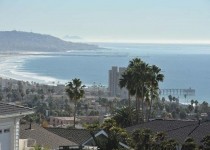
[0,130,2,134]
[4,128,10,133]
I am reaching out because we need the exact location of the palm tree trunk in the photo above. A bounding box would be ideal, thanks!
[148,88,153,122]
[73,100,77,128]
[135,95,139,124]
[128,92,131,109]
[138,96,142,123]
[128,92,131,125]
[141,97,144,122]
[141,85,144,122]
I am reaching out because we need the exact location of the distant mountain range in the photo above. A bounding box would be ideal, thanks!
[0,31,99,52]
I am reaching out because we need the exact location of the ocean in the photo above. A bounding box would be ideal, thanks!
[1,43,210,102]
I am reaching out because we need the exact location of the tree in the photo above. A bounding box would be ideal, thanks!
[113,106,136,128]
[131,128,154,150]
[184,94,187,102]
[188,105,194,113]
[119,69,135,124]
[172,96,176,102]
[147,65,164,121]
[152,132,169,150]
[181,137,197,150]
[34,145,49,150]
[161,139,178,150]
[128,58,150,123]
[180,110,187,119]
[0,92,3,101]
[66,78,85,128]
[162,97,166,104]
[123,58,164,123]
[168,95,173,103]
[194,100,198,106]
[201,101,209,113]
[191,100,195,106]
[20,91,25,101]
[201,135,210,149]
[84,104,88,116]
[95,119,130,150]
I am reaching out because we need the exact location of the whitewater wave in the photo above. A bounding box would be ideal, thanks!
[0,54,67,85]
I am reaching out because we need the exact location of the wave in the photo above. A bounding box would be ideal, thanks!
[0,54,67,85]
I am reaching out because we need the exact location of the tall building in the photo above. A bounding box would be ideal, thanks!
[109,66,118,96]
[108,66,128,99]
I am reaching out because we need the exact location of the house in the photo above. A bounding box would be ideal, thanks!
[46,127,130,149]
[0,102,33,150]
[19,123,77,150]
[46,128,103,149]
[126,119,210,146]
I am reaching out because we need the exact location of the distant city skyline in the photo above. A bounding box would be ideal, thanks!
[1,0,210,43]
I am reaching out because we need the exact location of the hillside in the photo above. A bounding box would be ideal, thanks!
[0,31,99,52]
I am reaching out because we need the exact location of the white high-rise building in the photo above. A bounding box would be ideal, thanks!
[108,66,128,99]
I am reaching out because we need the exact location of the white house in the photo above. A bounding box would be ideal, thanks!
[0,102,33,150]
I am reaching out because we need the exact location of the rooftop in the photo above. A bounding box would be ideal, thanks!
[126,119,197,133]
[126,119,210,144]
[20,123,77,149]
[46,127,98,145]
[0,102,33,118]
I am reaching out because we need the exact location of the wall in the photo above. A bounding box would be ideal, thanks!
[0,117,17,150]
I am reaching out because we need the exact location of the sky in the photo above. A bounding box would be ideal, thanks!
[0,0,210,43]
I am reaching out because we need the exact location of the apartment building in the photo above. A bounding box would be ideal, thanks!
[108,66,128,99]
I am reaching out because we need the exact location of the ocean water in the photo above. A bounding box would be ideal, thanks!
[2,43,210,102]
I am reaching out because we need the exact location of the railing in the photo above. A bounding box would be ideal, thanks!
[159,88,195,96]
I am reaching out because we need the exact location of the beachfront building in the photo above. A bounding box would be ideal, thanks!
[0,102,33,150]
[108,66,128,99]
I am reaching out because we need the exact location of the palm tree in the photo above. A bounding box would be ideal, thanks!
[162,97,166,103]
[184,94,187,102]
[194,100,199,113]
[168,95,173,103]
[191,99,194,106]
[66,78,85,128]
[147,65,164,121]
[129,58,150,123]
[194,100,198,106]
[119,68,135,124]
[119,69,135,111]
[113,106,136,128]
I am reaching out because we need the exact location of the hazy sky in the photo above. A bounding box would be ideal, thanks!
[1,0,210,43]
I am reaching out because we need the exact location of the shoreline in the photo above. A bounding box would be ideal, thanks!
[0,52,105,87]
[0,50,209,101]
[0,53,67,85]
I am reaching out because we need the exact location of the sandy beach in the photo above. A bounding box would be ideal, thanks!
[0,52,61,85]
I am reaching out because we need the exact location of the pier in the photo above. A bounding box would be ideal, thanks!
[159,88,195,96]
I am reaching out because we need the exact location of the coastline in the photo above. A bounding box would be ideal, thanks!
[1,44,210,101]
[0,51,105,86]
[0,52,65,85]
